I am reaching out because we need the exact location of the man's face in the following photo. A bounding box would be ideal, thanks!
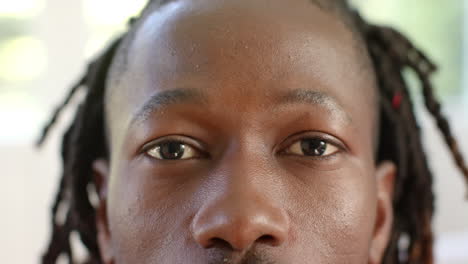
[94,0,395,263]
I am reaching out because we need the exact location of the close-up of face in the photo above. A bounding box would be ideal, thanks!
[92,0,396,263]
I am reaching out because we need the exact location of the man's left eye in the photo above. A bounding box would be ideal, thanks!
[146,141,199,160]
[285,138,339,157]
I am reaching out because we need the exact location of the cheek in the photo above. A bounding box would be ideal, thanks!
[288,167,378,261]
[106,163,198,263]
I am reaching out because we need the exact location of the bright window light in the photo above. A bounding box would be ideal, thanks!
[0,36,48,82]
[0,0,44,18]
[85,0,147,26]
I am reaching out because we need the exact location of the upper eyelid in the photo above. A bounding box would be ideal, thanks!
[138,132,348,156]
[278,132,347,153]
[140,136,203,154]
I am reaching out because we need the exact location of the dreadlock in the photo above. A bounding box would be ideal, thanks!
[38,0,468,263]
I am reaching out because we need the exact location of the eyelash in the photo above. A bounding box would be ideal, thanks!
[141,136,206,160]
[141,133,346,161]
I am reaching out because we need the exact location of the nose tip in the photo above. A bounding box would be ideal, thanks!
[191,201,290,251]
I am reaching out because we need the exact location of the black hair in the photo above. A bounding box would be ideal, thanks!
[38,0,468,263]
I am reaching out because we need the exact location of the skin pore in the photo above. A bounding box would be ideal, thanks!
[93,0,396,263]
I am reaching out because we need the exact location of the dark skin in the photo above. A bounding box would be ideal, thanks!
[93,0,396,263]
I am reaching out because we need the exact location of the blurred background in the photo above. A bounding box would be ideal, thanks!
[0,0,467,263]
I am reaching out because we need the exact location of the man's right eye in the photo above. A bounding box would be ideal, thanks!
[146,140,200,160]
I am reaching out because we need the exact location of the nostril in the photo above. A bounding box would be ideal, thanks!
[207,235,277,251]
[207,238,234,250]
[256,235,278,246]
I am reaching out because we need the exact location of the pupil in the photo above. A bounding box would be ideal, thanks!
[161,141,185,159]
[301,139,327,156]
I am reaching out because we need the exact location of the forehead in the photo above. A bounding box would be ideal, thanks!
[106,0,376,146]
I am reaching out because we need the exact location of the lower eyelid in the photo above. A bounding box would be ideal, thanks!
[289,151,342,162]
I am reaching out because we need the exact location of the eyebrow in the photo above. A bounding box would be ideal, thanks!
[279,89,352,124]
[131,88,207,125]
[131,88,351,125]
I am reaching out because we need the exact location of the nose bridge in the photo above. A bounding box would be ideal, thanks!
[213,138,280,212]
[222,141,271,190]
[190,145,290,251]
